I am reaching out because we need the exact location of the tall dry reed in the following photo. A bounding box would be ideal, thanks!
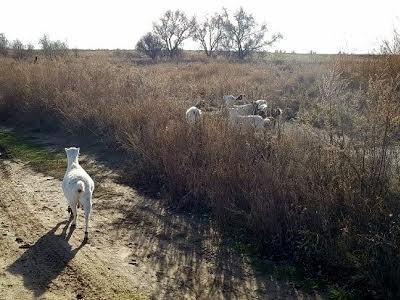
[0,55,398,296]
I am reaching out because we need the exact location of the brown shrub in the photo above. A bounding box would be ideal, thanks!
[0,54,399,296]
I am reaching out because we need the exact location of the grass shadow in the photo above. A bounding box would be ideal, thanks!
[105,196,322,299]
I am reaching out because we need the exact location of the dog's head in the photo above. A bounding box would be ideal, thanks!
[65,147,80,160]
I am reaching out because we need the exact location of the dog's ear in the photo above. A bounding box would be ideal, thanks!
[77,147,80,153]
[64,147,68,152]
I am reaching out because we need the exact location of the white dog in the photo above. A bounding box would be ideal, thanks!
[185,106,202,125]
[62,147,94,240]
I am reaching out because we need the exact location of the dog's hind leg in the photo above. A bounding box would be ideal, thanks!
[82,194,92,241]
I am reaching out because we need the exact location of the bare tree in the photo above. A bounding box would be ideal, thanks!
[194,12,225,57]
[222,7,282,59]
[52,40,69,57]
[26,44,35,58]
[39,34,52,57]
[39,34,68,58]
[136,32,163,60]
[0,33,8,56]
[153,10,196,58]
[11,39,26,60]
[381,29,400,54]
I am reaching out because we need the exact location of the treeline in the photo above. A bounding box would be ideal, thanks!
[0,33,69,60]
[135,7,282,60]
[0,7,280,62]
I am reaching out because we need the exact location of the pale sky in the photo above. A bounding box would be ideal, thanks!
[1,0,399,53]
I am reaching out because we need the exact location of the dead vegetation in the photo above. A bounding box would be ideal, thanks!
[0,53,399,298]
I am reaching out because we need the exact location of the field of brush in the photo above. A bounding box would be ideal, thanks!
[0,51,399,298]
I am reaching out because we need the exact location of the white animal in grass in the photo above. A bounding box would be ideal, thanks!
[185,106,202,125]
[270,107,283,118]
[270,107,284,127]
[229,114,273,131]
[223,94,244,107]
[227,100,268,118]
[62,147,94,240]
[227,104,256,117]
[254,99,268,106]
[255,101,268,118]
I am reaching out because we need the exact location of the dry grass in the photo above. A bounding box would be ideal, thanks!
[0,53,399,297]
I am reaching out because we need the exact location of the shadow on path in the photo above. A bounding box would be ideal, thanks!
[7,220,86,298]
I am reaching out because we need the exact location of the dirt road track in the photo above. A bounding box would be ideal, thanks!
[0,142,321,299]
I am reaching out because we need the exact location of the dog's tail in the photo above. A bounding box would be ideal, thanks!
[76,180,85,194]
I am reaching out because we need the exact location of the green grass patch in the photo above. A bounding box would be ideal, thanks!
[327,286,355,300]
[0,130,117,199]
[0,131,66,179]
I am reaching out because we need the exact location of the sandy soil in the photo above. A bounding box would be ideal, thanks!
[0,134,322,300]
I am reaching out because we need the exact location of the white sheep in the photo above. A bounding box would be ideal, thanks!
[229,114,273,131]
[227,100,268,118]
[271,107,283,118]
[223,94,244,107]
[255,99,268,106]
[185,106,202,125]
[272,108,284,127]
[227,104,256,118]
[257,104,268,118]
[62,147,95,240]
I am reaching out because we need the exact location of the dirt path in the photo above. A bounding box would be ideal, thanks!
[0,133,322,300]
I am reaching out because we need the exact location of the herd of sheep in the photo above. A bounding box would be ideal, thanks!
[185,94,284,131]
